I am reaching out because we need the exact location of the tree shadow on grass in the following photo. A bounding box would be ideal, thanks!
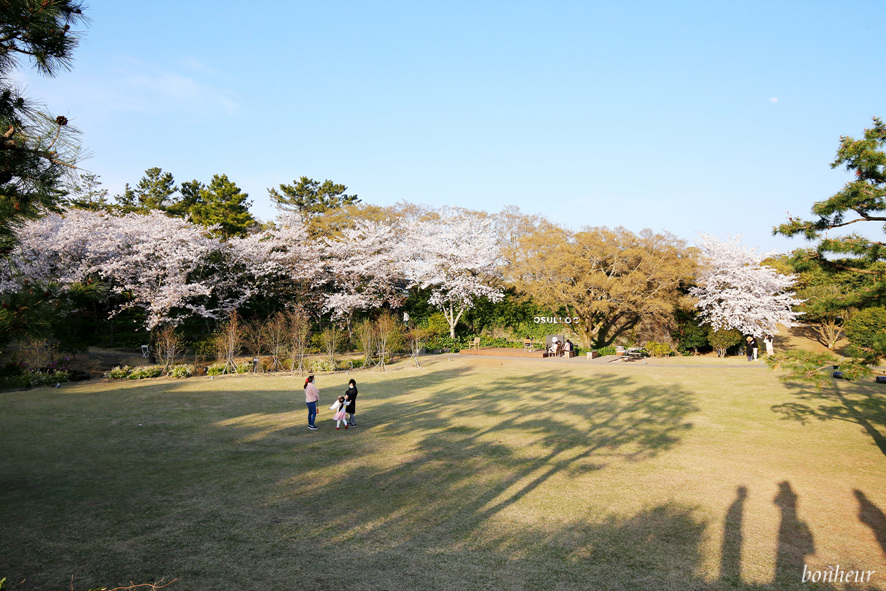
[770,379,886,458]
[5,367,886,589]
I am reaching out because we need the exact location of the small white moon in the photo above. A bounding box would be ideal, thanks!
[770,97,778,103]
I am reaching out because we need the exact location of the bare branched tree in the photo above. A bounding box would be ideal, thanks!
[287,306,311,375]
[404,326,430,368]
[262,312,289,371]
[319,326,342,365]
[356,318,376,369]
[154,325,181,373]
[374,312,404,372]
[216,310,242,374]
[241,319,265,373]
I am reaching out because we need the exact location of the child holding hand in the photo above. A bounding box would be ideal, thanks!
[330,395,349,430]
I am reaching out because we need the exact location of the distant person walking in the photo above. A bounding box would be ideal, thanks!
[745,337,754,362]
[764,335,775,357]
[345,379,358,426]
[304,375,320,430]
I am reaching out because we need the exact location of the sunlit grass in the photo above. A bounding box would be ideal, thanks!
[1,356,884,590]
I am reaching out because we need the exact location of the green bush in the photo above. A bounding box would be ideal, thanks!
[0,362,24,379]
[335,358,364,370]
[476,336,526,349]
[425,313,451,338]
[426,335,465,352]
[191,335,217,358]
[168,364,194,378]
[106,365,133,379]
[1,369,69,389]
[844,307,886,353]
[207,363,227,376]
[235,361,252,374]
[708,328,743,358]
[594,345,617,356]
[127,365,163,380]
[309,358,337,372]
[645,341,674,358]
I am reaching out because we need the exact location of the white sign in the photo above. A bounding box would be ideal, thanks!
[533,316,580,324]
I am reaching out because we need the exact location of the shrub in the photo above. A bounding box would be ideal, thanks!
[340,358,365,369]
[107,365,133,379]
[207,363,227,376]
[426,335,465,352]
[191,336,217,358]
[844,307,886,354]
[1,369,69,389]
[309,358,337,372]
[0,361,24,378]
[168,364,194,378]
[645,341,674,358]
[127,365,163,380]
[708,328,743,358]
[594,345,617,356]
[425,313,450,338]
[477,336,524,349]
[235,361,252,374]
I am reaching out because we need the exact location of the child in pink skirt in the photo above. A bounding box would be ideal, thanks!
[330,395,349,430]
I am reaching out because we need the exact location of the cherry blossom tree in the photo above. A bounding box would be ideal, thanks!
[690,234,803,337]
[322,219,405,333]
[225,213,324,309]
[2,209,227,330]
[401,210,503,338]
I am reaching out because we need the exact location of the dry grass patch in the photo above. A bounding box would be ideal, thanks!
[1,356,884,590]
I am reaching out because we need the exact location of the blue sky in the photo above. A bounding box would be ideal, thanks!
[14,1,886,252]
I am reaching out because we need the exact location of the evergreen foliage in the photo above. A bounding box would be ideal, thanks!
[188,174,255,238]
[268,176,360,217]
[844,306,886,353]
[775,117,886,288]
[708,328,742,358]
[0,0,87,254]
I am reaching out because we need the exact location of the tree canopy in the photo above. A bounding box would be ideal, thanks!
[187,174,255,238]
[268,176,360,218]
[112,168,256,237]
[0,0,87,254]
[505,220,695,348]
[690,234,802,338]
[775,117,886,279]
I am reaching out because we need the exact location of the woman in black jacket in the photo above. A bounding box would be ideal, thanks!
[345,379,358,426]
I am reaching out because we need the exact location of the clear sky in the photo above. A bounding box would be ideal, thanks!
[13,1,886,252]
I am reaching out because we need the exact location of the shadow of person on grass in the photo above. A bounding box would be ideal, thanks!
[855,489,886,560]
[8,368,886,590]
[773,481,815,587]
[720,485,748,585]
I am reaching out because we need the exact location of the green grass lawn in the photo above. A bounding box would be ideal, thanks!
[2,356,885,590]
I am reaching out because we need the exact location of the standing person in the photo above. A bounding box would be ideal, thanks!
[752,338,759,361]
[345,379,358,427]
[304,375,320,430]
[745,337,754,362]
[765,334,775,357]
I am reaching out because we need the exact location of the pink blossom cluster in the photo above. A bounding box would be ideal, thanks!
[690,234,803,337]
